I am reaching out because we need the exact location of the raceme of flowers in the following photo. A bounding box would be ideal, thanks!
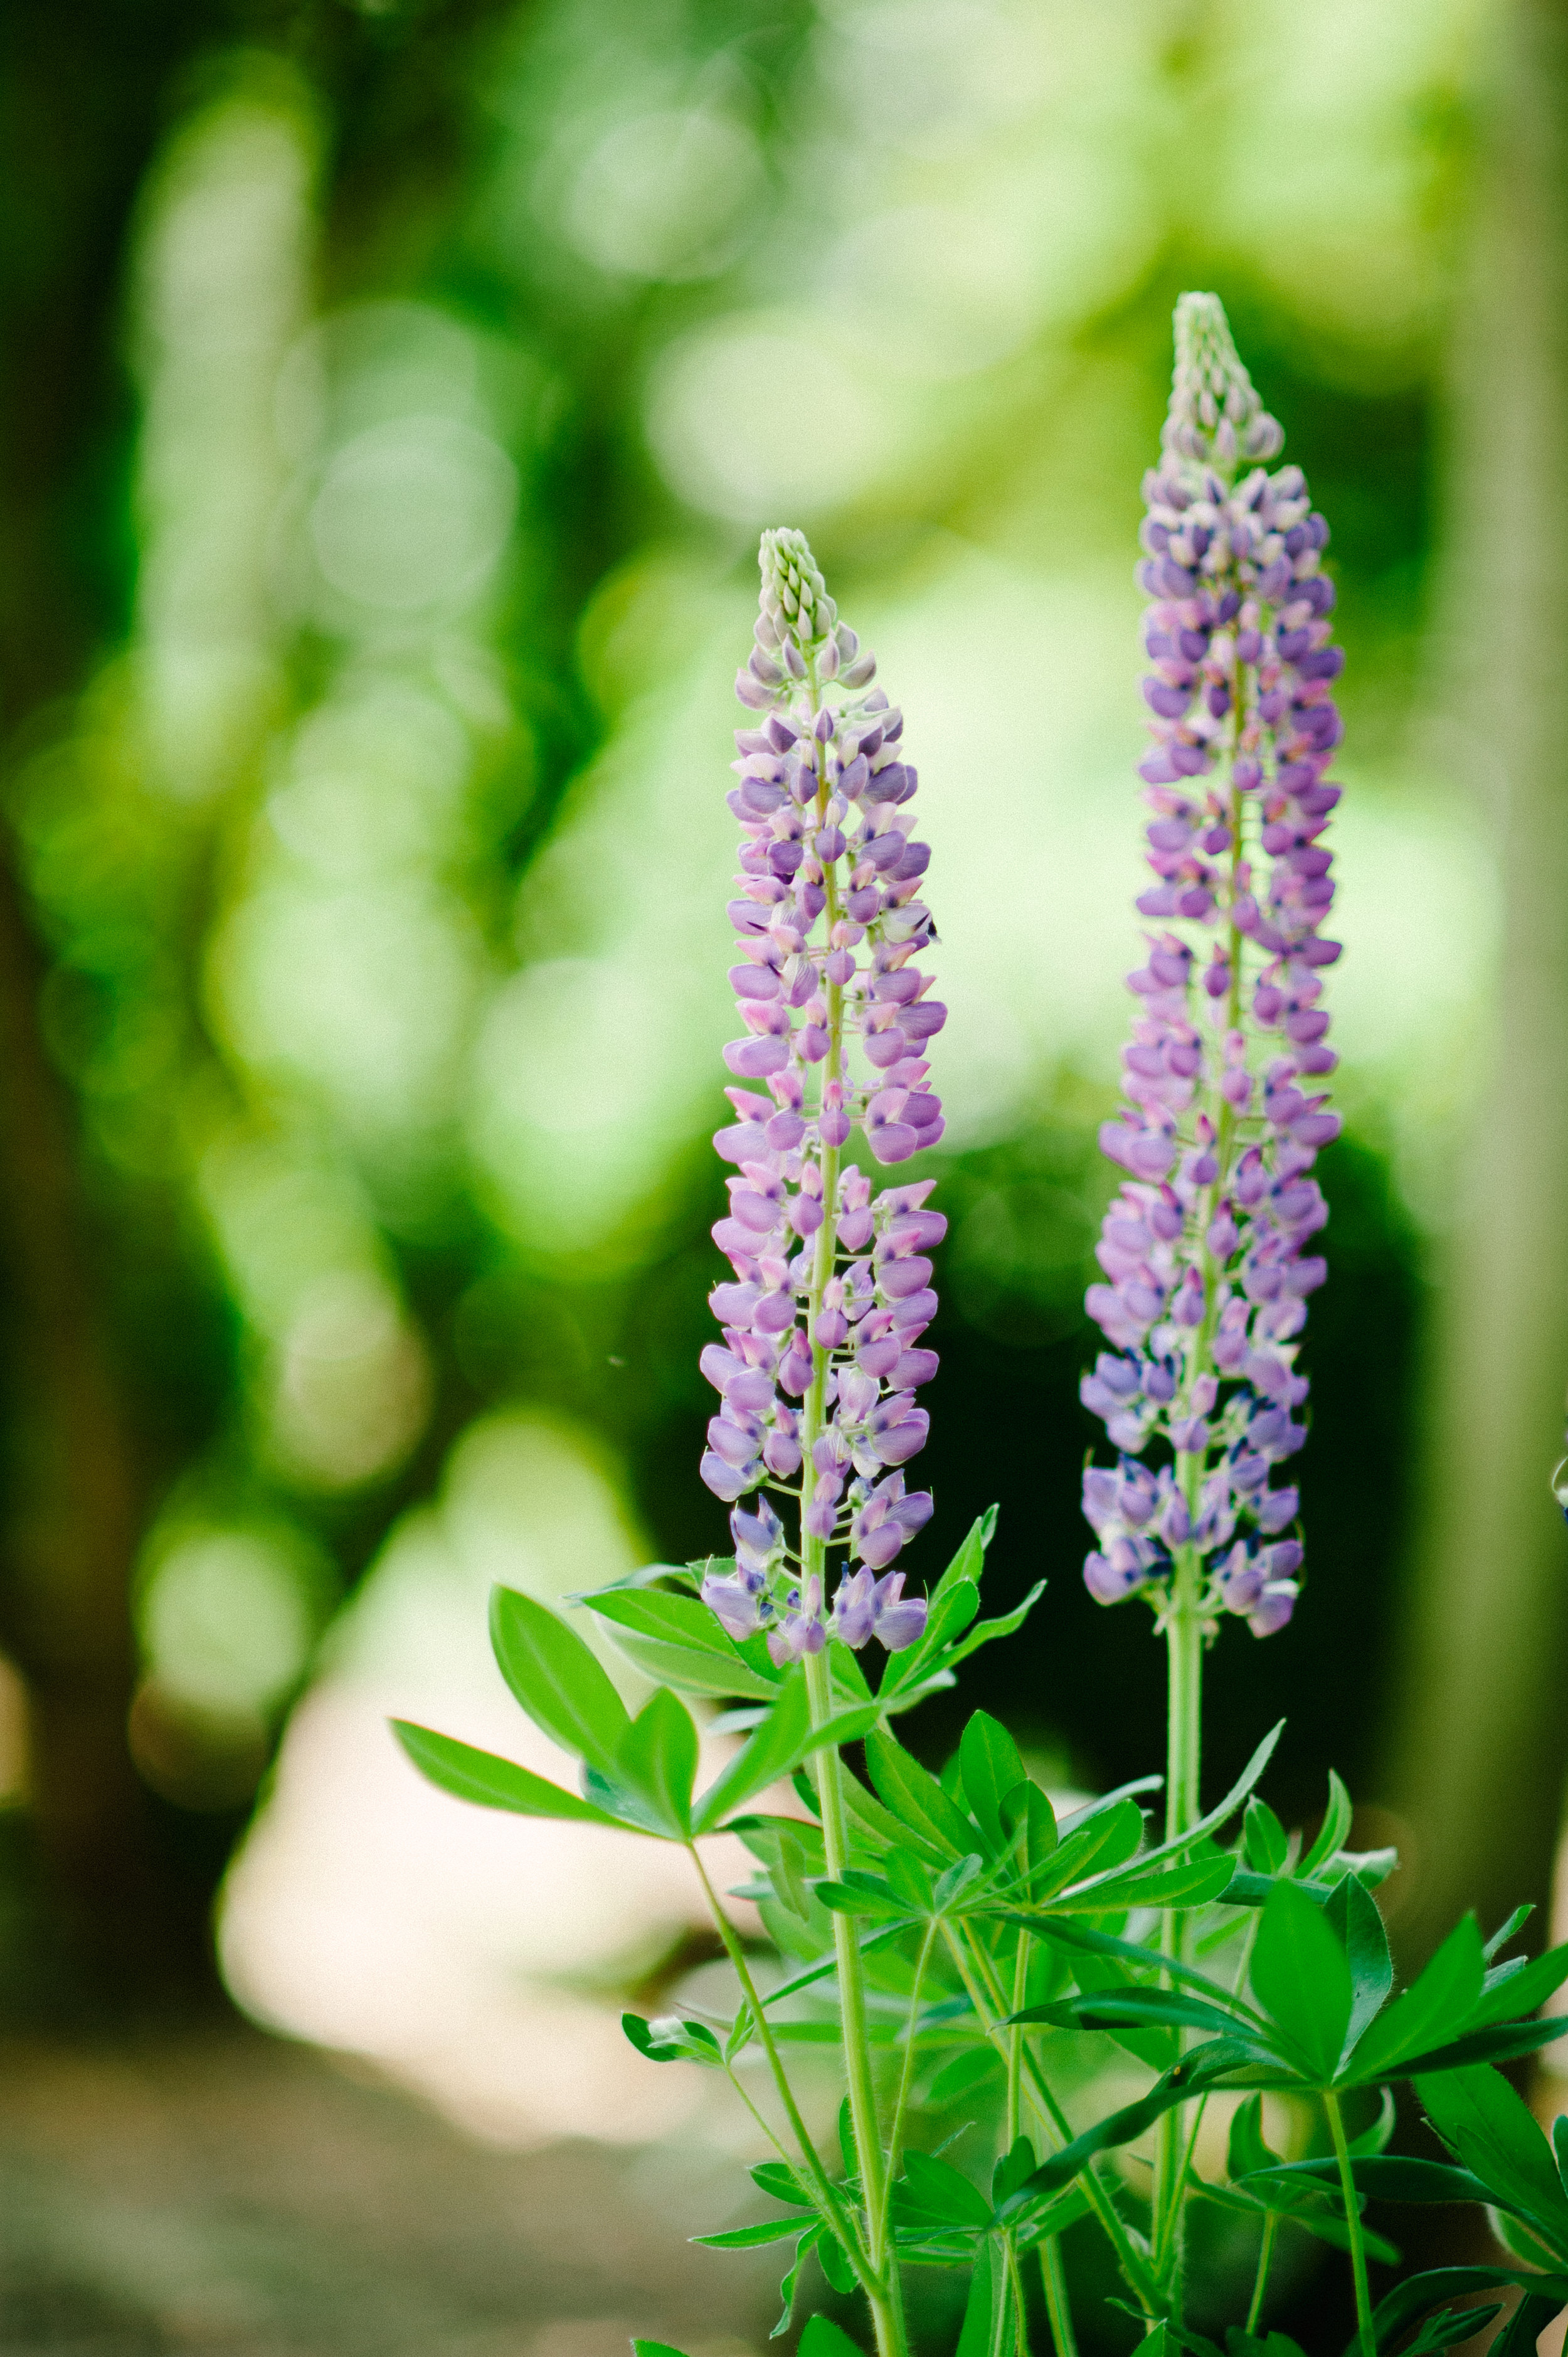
[1079,293,1343,1642]
[699,532,943,1668]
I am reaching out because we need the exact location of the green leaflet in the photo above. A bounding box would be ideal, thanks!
[1234,2155,1493,2206]
[488,1585,630,1770]
[580,1585,780,1700]
[632,2342,692,2357]
[1243,1797,1289,1875]
[1298,1767,1354,1876]
[958,1710,1027,1854]
[1417,2063,1568,2250]
[1251,1879,1353,2081]
[692,2219,807,2248]
[895,2149,993,2232]
[600,1688,699,1837]
[690,1678,879,1834]
[622,2013,723,2065]
[1054,1848,1236,1916]
[1366,2269,1568,2356]
[797,2316,866,2357]
[1350,1915,1485,2080]
[865,1724,979,1860]
[1325,1865,1393,2048]
[391,1720,634,1828]
[955,2236,1013,2357]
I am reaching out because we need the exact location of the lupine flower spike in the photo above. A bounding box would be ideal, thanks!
[1079,293,1344,1641]
[699,531,942,1665]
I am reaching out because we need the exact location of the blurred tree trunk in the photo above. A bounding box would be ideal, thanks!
[1385,0,1568,1960]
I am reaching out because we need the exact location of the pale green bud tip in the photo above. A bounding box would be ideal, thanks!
[1162,292,1284,477]
[758,526,837,650]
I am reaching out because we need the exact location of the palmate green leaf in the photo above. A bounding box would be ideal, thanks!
[633,2341,692,2357]
[579,1586,781,1701]
[391,1721,635,1828]
[1417,2062,1568,2248]
[1364,2268,1568,2357]
[865,1725,978,1860]
[1251,1880,1353,2080]
[488,1586,630,1770]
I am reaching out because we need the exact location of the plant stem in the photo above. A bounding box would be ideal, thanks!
[802,1652,908,2357]
[686,1843,873,2288]
[943,1923,1160,2315]
[877,1918,937,2253]
[1326,2088,1374,2353]
[1244,2213,1278,2333]
[1040,2243,1079,2357]
[1005,2238,1033,2357]
[1152,1577,1205,2291]
[1008,1938,1078,2357]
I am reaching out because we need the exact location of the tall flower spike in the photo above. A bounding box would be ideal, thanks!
[1079,293,1343,1642]
[702,532,941,1666]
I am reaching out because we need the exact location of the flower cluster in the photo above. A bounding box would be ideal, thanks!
[1079,294,1343,1641]
[698,531,943,1666]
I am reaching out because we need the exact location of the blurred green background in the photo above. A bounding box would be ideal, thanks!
[3,0,1567,2346]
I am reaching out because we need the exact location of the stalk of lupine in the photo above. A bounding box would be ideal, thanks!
[699,531,943,1667]
[1079,293,1343,1641]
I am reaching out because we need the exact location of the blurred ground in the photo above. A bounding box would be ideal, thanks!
[0,2027,769,2357]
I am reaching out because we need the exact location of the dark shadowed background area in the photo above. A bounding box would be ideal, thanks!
[0,0,1565,2349]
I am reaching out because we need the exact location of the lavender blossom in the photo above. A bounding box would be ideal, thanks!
[699,530,943,1667]
[1079,293,1343,1642]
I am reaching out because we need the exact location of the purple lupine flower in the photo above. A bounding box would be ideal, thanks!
[1079,294,1344,1643]
[700,531,943,1660]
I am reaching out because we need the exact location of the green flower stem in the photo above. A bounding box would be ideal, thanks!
[943,1923,1160,2316]
[1005,2239,1033,2357]
[802,1652,907,2357]
[1244,2213,1278,2334]
[789,673,908,2357]
[1326,2088,1374,2353]
[1152,1578,1204,2289]
[877,1918,938,2255]
[1007,1939,1079,2357]
[1040,2242,1078,2357]
[687,1843,874,2292]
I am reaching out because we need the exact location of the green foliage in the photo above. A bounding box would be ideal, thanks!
[391,1720,630,1828]
[488,1585,630,1770]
